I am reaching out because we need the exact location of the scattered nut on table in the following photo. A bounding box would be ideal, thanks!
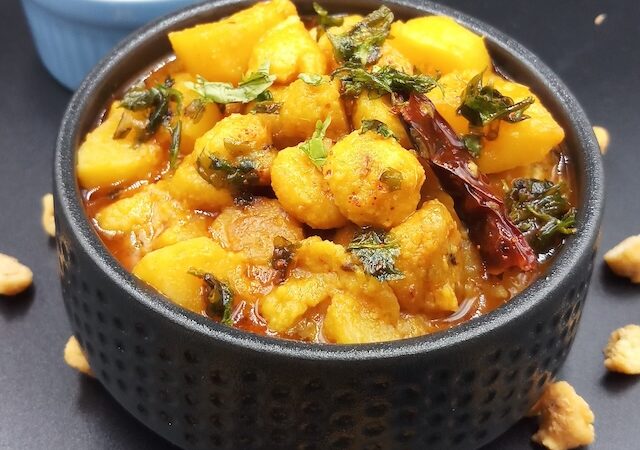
[64,336,93,377]
[41,193,55,237]
[604,235,640,283]
[604,324,640,375]
[0,253,33,296]
[592,126,609,154]
[594,13,607,26]
[529,381,595,450]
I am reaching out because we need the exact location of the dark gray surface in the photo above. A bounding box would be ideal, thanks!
[0,0,638,449]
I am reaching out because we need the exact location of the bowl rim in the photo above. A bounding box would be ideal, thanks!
[54,0,604,361]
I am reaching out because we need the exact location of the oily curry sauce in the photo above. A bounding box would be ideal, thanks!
[77,1,576,344]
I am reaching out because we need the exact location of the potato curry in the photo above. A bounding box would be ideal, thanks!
[79,0,576,344]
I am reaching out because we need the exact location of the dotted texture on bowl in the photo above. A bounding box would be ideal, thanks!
[56,206,594,450]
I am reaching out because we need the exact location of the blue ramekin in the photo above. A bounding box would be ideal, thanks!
[21,0,201,90]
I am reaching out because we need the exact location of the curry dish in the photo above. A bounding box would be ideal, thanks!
[78,0,576,344]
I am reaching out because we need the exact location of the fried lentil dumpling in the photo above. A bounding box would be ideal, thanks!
[271,145,347,229]
[323,130,425,228]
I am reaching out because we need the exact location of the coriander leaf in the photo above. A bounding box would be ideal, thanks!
[458,71,534,128]
[255,89,273,102]
[327,6,393,66]
[251,101,282,114]
[299,117,331,169]
[332,64,439,98]
[461,133,482,158]
[400,93,538,274]
[505,178,577,252]
[186,62,275,104]
[168,120,182,169]
[183,98,206,123]
[455,72,534,157]
[120,77,183,140]
[112,111,146,140]
[360,119,396,139]
[298,73,324,86]
[379,168,403,191]
[271,236,299,284]
[196,153,259,191]
[188,269,234,325]
[347,227,404,282]
[313,2,344,28]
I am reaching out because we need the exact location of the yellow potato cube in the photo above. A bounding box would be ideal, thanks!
[77,103,163,189]
[260,275,335,332]
[351,93,412,149]
[95,183,185,236]
[164,151,234,211]
[389,16,491,75]
[323,293,401,344]
[133,237,247,314]
[152,215,211,251]
[427,70,565,173]
[271,145,347,229]
[248,16,327,84]
[375,42,415,74]
[270,78,350,148]
[324,130,425,228]
[317,15,363,70]
[172,73,223,154]
[168,0,297,84]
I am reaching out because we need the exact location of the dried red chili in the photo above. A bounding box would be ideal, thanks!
[400,93,537,274]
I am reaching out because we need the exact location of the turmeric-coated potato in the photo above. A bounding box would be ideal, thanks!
[389,200,463,314]
[332,223,358,247]
[164,151,234,211]
[95,183,185,237]
[152,215,211,251]
[77,103,163,189]
[248,16,327,84]
[209,197,304,262]
[270,78,350,148]
[172,73,223,154]
[271,145,347,229]
[195,114,276,186]
[317,15,363,70]
[95,183,212,259]
[260,275,335,333]
[133,237,249,314]
[324,130,425,228]
[317,13,414,73]
[168,0,297,84]
[260,237,400,340]
[427,70,565,173]
[389,16,490,75]
[351,93,412,149]
[375,42,415,74]
[323,293,401,344]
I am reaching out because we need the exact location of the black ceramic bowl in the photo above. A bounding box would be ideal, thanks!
[53,1,604,449]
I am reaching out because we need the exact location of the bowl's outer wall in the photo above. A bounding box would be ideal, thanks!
[54,1,604,449]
